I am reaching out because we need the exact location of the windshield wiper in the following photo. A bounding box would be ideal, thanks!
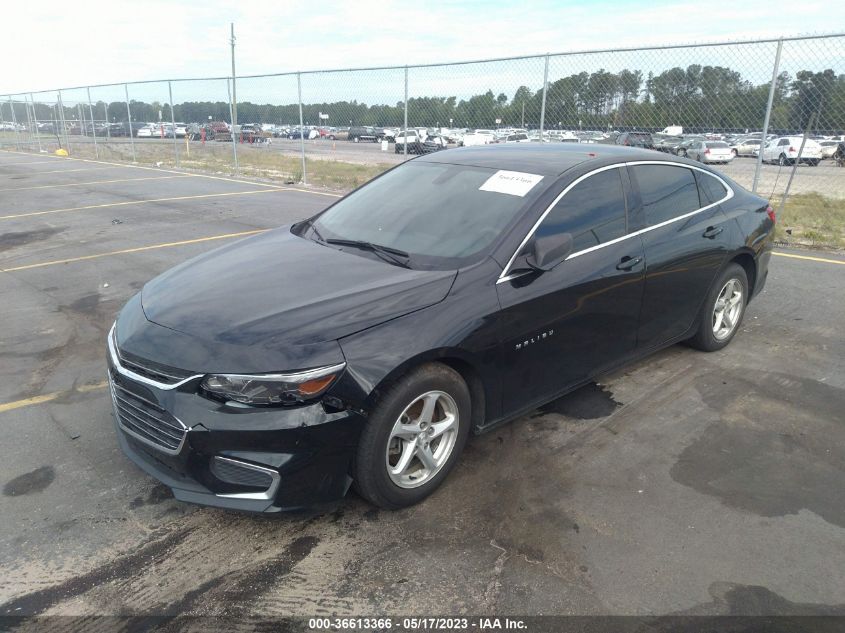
[325,239,412,268]
[301,218,326,243]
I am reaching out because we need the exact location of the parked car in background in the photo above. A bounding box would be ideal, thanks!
[107,143,774,512]
[505,133,531,143]
[653,136,684,153]
[730,138,761,157]
[460,129,496,146]
[394,129,423,154]
[420,135,449,153]
[615,131,654,149]
[349,126,378,142]
[761,137,822,166]
[819,140,840,159]
[675,137,704,157]
[136,124,157,138]
[685,140,735,164]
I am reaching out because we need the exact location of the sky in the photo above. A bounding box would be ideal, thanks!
[2,0,844,99]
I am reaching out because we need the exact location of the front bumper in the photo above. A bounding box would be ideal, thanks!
[107,335,364,513]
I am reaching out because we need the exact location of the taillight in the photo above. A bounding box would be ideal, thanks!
[789,146,796,153]
[766,206,776,223]
[704,148,710,155]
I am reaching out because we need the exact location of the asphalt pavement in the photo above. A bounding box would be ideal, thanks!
[0,150,843,620]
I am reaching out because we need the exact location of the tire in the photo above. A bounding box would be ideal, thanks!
[731,149,738,157]
[353,363,471,509]
[778,154,788,166]
[353,136,359,143]
[809,159,819,167]
[688,263,749,352]
[328,135,336,140]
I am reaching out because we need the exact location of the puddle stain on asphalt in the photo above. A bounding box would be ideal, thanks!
[672,370,845,528]
[128,483,174,510]
[66,293,102,315]
[533,382,621,420]
[676,582,845,616]
[3,466,55,497]
[0,227,64,250]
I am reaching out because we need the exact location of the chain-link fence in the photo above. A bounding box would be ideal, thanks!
[2,34,844,247]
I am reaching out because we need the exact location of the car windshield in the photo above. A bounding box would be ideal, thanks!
[307,161,545,269]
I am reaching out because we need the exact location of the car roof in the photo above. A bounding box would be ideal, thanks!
[416,143,662,176]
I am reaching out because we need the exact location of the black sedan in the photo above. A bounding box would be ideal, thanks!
[108,144,774,511]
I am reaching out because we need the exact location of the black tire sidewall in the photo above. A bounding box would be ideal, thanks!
[353,363,471,509]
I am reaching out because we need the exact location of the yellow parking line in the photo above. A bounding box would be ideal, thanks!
[773,251,845,266]
[0,381,107,414]
[0,229,268,273]
[0,188,285,221]
[0,174,192,193]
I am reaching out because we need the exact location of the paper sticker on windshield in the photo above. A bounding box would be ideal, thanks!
[479,170,544,197]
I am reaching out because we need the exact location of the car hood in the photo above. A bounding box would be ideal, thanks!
[141,226,457,347]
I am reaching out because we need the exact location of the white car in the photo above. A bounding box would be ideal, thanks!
[504,133,531,143]
[136,125,157,138]
[686,140,734,164]
[761,137,822,166]
[460,129,496,146]
[819,140,840,159]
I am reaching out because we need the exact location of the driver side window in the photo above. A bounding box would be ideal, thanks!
[531,168,628,255]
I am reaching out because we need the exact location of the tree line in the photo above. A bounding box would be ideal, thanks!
[8,65,845,133]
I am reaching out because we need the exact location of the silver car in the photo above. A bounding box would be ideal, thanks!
[686,140,734,164]
[730,138,761,157]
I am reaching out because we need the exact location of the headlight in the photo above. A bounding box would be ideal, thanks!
[200,362,345,406]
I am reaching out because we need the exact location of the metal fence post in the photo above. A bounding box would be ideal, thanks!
[539,54,550,139]
[8,97,21,150]
[86,87,98,159]
[103,101,110,140]
[226,77,239,173]
[752,38,783,193]
[403,67,409,158]
[29,94,43,153]
[124,84,136,162]
[57,90,70,152]
[23,95,34,148]
[297,72,307,185]
[168,81,179,167]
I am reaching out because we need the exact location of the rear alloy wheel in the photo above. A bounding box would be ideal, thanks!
[778,154,788,166]
[353,363,470,509]
[688,263,748,352]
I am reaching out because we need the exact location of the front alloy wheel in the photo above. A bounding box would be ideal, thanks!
[386,391,459,488]
[353,363,471,509]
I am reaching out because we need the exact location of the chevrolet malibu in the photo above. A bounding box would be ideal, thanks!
[107,144,774,511]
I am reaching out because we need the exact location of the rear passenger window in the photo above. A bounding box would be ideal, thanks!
[695,171,728,205]
[631,165,699,226]
[536,168,627,253]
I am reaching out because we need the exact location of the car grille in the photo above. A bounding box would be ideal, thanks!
[116,348,195,386]
[110,378,187,454]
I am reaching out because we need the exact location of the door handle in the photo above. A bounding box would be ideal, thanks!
[702,226,724,239]
[616,256,643,271]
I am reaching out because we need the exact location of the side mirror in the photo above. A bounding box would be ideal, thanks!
[526,233,574,271]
